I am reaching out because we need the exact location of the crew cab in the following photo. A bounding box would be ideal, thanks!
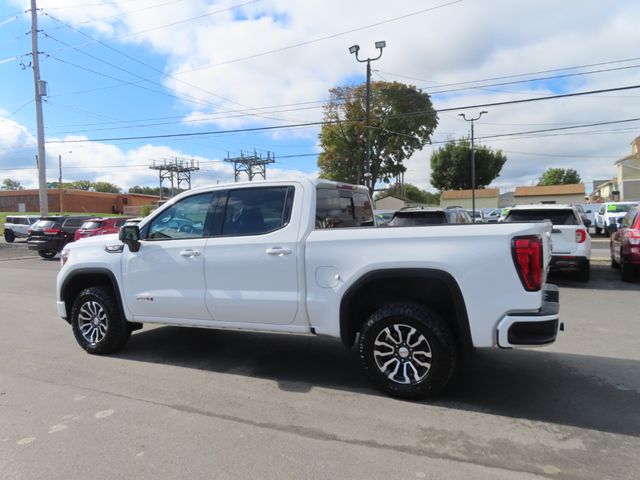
[504,204,591,281]
[56,179,561,399]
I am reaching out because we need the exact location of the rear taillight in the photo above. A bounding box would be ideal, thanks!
[512,235,543,292]
[629,231,640,246]
[575,229,587,243]
[44,228,61,234]
[27,228,32,235]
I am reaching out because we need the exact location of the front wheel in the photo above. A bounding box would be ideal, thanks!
[595,226,602,235]
[71,286,131,354]
[358,303,457,399]
[38,250,57,259]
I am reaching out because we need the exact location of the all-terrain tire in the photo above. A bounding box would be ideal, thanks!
[4,230,15,242]
[71,286,131,354]
[358,303,457,399]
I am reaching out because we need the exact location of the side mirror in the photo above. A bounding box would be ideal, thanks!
[119,225,141,252]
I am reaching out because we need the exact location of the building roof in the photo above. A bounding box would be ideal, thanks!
[0,188,159,200]
[514,184,585,197]
[441,188,499,200]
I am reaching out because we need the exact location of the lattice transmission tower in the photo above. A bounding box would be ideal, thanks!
[224,150,275,182]
[149,158,200,199]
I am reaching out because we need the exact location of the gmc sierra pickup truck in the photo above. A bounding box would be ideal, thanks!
[56,179,560,399]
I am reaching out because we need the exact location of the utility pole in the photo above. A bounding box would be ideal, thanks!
[458,111,488,222]
[30,0,48,216]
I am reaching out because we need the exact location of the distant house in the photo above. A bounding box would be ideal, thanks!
[374,194,414,210]
[499,191,515,208]
[513,184,586,205]
[440,188,499,209]
[589,179,619,203]
[615,135,640,201]
[0,189,160,214]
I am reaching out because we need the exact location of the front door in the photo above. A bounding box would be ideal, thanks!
[121,192,214,322]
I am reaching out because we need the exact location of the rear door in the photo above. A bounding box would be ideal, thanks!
[203,185,300,325]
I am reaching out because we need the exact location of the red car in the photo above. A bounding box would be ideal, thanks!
[610,205,640,282]
[74,217,132,241]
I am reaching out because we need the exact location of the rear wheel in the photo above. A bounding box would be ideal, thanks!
[576,260,590,282]
[358,303,457,399]
[595,226,602,235]
[38,250,56,259]
[4,230,15,242]
[621,256,636,283]
[611,244,620,269]
[71,286,131,354]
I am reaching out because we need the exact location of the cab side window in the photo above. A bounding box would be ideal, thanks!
[147,192,214,240]
[315,188,373,228]
[220,186,294,236]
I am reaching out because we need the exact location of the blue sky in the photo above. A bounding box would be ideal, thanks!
[2,0,640,194]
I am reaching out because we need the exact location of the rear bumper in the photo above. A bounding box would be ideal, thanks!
[27,238,63,252]
[550,255,588,271]
[497,284,561,348]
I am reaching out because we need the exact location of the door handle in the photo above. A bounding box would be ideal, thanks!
[179,249,201,257]
[265,247,292,256]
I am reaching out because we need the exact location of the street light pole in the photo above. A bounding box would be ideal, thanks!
[349,41,386,192]
[458,111,488,222]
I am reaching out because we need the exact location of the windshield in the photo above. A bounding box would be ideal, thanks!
[505,209,578,225]
[80,221,103,230]
[607,204,634,213]
[32,220,56,230]
[389,211,447,226]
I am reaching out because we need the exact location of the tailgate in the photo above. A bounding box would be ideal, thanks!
[550,226,578,254]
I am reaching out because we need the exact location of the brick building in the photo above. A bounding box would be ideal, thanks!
[0,189,160,215]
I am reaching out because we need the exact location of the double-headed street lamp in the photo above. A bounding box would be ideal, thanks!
[349,40,386,191]
[458,111,488,222]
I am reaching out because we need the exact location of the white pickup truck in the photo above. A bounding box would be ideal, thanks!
[56,179,560,399]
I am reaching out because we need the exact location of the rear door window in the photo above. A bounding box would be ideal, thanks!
[505,209,578,225]
[221,186,294,236]
[315,188,373,228]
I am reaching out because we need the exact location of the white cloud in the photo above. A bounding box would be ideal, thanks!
[5,0,640,193]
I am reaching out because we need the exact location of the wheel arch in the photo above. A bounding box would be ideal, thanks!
[339,269,472,350]
[61,268,126,324]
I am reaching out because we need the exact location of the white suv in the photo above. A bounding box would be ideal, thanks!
[3,215,39,242]
[504,204,591,281]
[594,202,638,236]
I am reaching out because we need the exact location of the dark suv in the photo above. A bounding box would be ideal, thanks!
[27,216,91,259]
[388,207,472,227]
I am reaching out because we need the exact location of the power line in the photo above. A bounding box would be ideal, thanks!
[46,84,640,144]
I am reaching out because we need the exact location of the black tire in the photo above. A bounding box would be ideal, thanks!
[576,260,590,282]
[611,245,620,269]
[621,259,636,283]
[595,226,602,235]
[71,286,131,354]
[4,230,15,242]
[38,250,57,259]
[358,303,457,399]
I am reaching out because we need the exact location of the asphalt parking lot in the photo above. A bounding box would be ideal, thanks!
[1,238,639,480]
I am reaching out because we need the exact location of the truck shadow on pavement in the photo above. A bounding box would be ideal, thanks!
[118,327,640,437]
[548,263,640,290]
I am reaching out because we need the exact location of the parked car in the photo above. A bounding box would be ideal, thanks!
[3,215,39,242]
[465,209,485,223]
[504,204,591,281]
[27,216,91,259]
[74,217,132,241]
[579,203,600,229]
[610,205,640,282]
[594,202,638,236]
[388,207,471,226]
[483,208,502,223]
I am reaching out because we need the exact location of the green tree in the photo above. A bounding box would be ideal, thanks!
[1,178,24,190]
[318,81,438,193]
[93,181,121,193]
[375,183,440,205]
[69,180,94,191]
[129,185,174,197]
[430,138,507,191]
[537,168,582,186]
